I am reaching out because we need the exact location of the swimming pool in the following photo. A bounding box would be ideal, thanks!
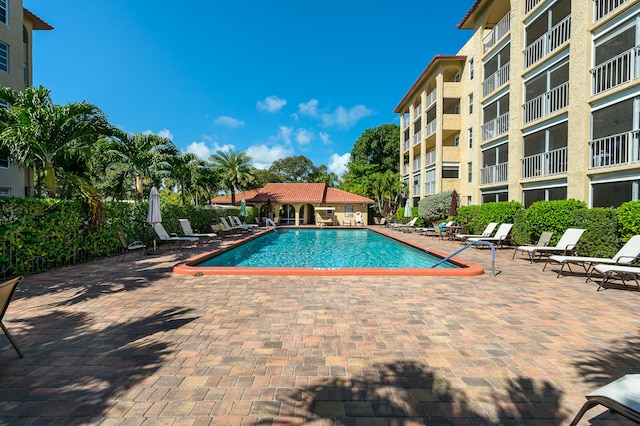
[174,228,484,276]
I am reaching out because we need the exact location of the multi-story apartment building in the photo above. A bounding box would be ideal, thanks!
[396,0,640,209]
[0,0,52,197]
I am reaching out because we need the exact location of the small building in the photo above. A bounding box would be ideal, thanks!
[210,183,374,226]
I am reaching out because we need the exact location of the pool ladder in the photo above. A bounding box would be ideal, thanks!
[430,240,496,277]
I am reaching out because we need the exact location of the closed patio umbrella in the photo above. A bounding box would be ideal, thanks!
[147,186,162,254]
[403,199,412,220]
[449,190,459,217]
[239,199,247,221]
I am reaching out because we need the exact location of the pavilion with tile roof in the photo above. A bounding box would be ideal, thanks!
[210,183,374,226]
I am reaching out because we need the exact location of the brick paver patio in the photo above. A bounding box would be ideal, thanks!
[1,227,638,425]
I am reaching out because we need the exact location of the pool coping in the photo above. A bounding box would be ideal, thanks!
[172,226,485,276]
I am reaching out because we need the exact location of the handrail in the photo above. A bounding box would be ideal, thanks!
[430,240,496,277]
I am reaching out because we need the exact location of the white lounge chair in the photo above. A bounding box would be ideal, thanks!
[390,217,418,229]
[178,219,218,242]
[546,235,640,278]
[220,217,247,233]
[455,222,498,241]
[231,216,257,228]
[570,374,640,425]
[153,223,200,249]
[117,232,146,262]
[468,223,513,248]
[592,264,640,290]
[515,228,586,263]
[512,231,553,260]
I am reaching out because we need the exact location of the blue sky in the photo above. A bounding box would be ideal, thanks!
[26,1,472,176]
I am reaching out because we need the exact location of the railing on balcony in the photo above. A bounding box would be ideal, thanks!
[403,119,410,130]
[482,112,509,141]
[525,0,544,14]
[413,130,422,146]
[589,130,640,168]
[403,163,409,175]
[426,120,437,138]
[426,89,437,109]
[591,46,640,95]
[594,0,629,22]
[403,140,410,152]
[483,12,511,53]
[413,184,421,196]
[413,156,421,170]
[425,149,436,166]
[482,62,510,97]
[523,81,569,123]
[524,15,571,68]
[480,162,508,185]
[521,147,568,179]
[413,104,422,121]
[424,180,436,195]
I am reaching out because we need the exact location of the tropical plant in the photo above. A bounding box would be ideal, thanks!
[418,191,453,224]
[166,152,206,204]
[209,150,255,205]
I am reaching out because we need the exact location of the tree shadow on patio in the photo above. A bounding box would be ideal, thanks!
[258,360,566,424]
[0,306,197,422]
[574,332,640,387]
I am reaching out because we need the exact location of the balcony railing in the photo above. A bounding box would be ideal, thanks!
[413,104,422,121]
[403,140,410,152]
[426,120,437,138]
[412,184,421,196]
[426,89,437,109]
[403,119,410,130]
[589,130,640,169]
[413,156,421,170]
[483,12,511,53]
[424,180,436,195]
[482,112,509,141]
[594,0,629,22]
[480,162,508,185]
[403,163,409,175]
[521,147,568,179]
[413,130,422,146]
[591,46,640,95]
[523,81,569,124]
[524,15,571,68]
[525,0,544,14]
[425,148,436,166]
[482,62,510,97]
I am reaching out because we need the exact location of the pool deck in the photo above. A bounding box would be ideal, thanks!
[1,226,639,425]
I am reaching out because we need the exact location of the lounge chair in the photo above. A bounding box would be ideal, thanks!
[315,213,333,226]
[514,228,586,263]
[178,219,218,242]
[117,233,146,262]
[153,223,200,249]
[455,222,498,241]
[0,276,24,358]
[373,217,381,225]
[231,216,257,228]
[512,231,553,260]
[592,264,640,290]
[468,223,513,248]
[546,235,640,278]
[390,217,418,230]
[570,374,640,425]
[220,217,247,233]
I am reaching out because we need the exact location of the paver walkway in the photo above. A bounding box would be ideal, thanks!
[1,227,639,425]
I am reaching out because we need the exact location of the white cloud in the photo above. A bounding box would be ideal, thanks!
[295,128,313,145]
[276,126,293,144]
[298,99,319,116]
[214,115,245,128]
[141,128,174,140]
[298,100,374,129]
[186,140,235,161]
[319,132,331,145]
[257,95,287,113]
[328,152,350,177]
[246,144,294,169]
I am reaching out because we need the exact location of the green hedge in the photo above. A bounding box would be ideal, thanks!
[455,201,523,235]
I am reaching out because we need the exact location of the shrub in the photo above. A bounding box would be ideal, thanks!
[524,199,586,246]
[572,207,619,257]
[616,200,640,242]
[418,191,453,224]
[510,209,530,246]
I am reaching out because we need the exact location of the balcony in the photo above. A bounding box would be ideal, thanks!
[482,112,509,142]
[524,15,571,68]
[523,82,569,124]
[426,89,437,109]
[483,13,511,54]
[403,140,410,152]
[521,147,568,179]
[426,148,436,166]
[413,104,422,121]
[424,180,436,195]
[413,130,422,146]
[425,120,437,138]
[589,130,640,169]
[591,46,640,95]
[412,184,421,196]
[482,62,510,97]
[403,163,409,175]
[480,162,508,185]
[525,0,544,14]
[594,0,629,22]
[413,156,421,170]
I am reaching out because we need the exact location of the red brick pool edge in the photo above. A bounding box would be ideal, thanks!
[172,227,485,277]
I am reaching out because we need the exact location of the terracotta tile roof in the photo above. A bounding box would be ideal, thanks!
[457,0,484,30]
[209,183,373,205]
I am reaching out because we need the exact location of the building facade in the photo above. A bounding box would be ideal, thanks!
[396,0,640,209]
[0,0,52,197]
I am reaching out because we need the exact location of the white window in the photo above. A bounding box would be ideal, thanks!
[0,41,7,73]
[454,135,460,147]
[442,164,460,179]
[467,162,473,183]
[469,58,474,80]
[468,128,473,149]
[0,0,6,25]
[345,204,353,217]
[0,188,10,197]
[468,93,473,114]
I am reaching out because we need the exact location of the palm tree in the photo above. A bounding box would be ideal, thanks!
[210,150,255,205]
[166,152,206,204]
[0,85,111,197]
[97,129,178,201]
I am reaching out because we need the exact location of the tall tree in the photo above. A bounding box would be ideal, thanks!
[166,152,205,204]
[268,155,315,182]
[210,150,254,205]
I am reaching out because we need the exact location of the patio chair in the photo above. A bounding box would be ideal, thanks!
[315,213,333,226]
[431,221,448,239]
[153,223,200,249]
[455,222,498,242]
[373,217,381,225]
[515,228,586,263]
[592,264,640,290]
[570,374,640,425]
[117,233,146,262]
[546,235,640,278]
[220,217,248,233]
[0,276,24,358]
[390,217,418,230]
[178,219,219,242]
[468,223,513,248]
[512,231,553,260]
[230,216,257,228]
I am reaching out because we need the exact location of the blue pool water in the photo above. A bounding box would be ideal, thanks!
[197,229,456,269]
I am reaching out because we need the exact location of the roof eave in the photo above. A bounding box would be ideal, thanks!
[23,8,54,30]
